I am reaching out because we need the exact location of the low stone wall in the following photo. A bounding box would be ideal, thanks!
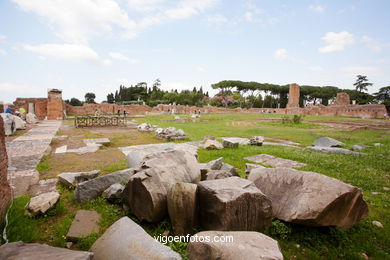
[286,104,387,118]
[65,103,152,115]
[0,117,12,222]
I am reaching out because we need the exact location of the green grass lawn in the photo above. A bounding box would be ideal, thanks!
[5,113,390,259]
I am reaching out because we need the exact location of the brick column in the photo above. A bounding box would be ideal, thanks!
[287,83,300,108]
[0,116,12,221]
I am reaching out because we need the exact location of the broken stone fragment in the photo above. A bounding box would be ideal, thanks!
[25,191,60,216]
[58,170,100,187]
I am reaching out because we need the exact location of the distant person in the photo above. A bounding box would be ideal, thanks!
[117,109,120,116]
[123,110,127,116]
[5,107,12,114]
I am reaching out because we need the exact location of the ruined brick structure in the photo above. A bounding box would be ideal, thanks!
[0,117,12,222]
[11,85,388,119]
[334,92,350,106]
[287,83,300,108]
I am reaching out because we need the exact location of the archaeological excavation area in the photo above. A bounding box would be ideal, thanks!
[0,93,389,259]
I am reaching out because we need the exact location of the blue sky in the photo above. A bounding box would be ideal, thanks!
[0,0,389,103]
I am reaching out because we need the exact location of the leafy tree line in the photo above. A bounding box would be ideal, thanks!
[105,79,209,107]
[65,76,389,109]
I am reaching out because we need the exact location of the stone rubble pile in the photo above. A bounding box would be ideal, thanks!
[308,136,367,155]
[155,126,187,140]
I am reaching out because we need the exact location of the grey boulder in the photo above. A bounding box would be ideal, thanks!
[248,167,368,228]
[222,139,239,148]
[201,139,223,150]
[123,150,201,222]
[75,168,135,202]
[206,157,224,170]
[206,170,233,180]
[25,191,60,216]
[91,217,182,260]
[0,242,93,260]
[102,183,124,200]
[313,137,344,147]
[197,177,273,231]
[1,113,15,136]
[26,113,38,124]
[187,231,283,260]
[307,146,366,155]
[249,136,264,146]
[167,182,198,235]
[58,170,100,187]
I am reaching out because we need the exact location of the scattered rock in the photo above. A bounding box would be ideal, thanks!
[12,115,27,130]
[66,242,73,249]
[245,154,306,168]
[102,183,124,200]
[372,221,384,228]
[206,170,233,180]
[187,231,283,260]
[123,150,200,222]
[383,187,390,191]
[156,127,187,140]
[222,138,239,148]
[371,192,380,195]
[248,167,368,228]
[221,137,250,145]
[58,170,100,187]
[201,139,223,150]
[206,157,224,170]
[245,163,264,176]
[0,113,15,135]
[25,191,60,216]
[91,217,182,260]
[26,113,39,124]
[137,122,156,132]
[203,136,216,141]
[167,182,198,235]
[75,168,135,202]
[249,136,264,146]
[374,143,382,147]
[352,144,366,151]
[27,178,58,196]
[0,241,93,260]
[307,146,366,155]
[66,210,100,241]
[220,163,237,175]
[198,177,273,231]
[313,137,344,147]
[66,143,102,155]
[199,163,209,179]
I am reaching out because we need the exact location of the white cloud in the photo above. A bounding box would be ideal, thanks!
[340,66,380,76]
[0,34,6,42]
[207,14,228,24]
[309,4,325,13]
[362,36,386,52]
[274,48,288,60]
[0,48,6,56]
[309,66,324,71]
[197,66,207,72]
[319,31,355,53]
[109,52,138,63]
[11,0,137,44]
[127,0,165,12]
[164,0,219,20]
[0,82,41,95]
[274,48,308,64]
[23,43,111,65]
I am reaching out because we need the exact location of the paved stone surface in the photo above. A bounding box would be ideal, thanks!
[67,210,100,240]
[245,154,306,168]
[55,145,67,154]
[83,138,110,144]
[6,120,61,196]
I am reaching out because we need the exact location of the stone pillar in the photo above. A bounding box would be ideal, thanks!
[287,83,300,108]
[334,92,350,106]
[47,89,64,120]
[0,116,12,222]
[28,103,35,114]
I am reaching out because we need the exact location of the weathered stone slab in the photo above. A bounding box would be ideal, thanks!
[25,191,60,216]
[222,138,239,148]
[206,170,233,180]
[206,157,224,170]
[83,138,110,144]
[0,241,93,260]
[91,217,182,260]
[307,146,366,155]
[26,113,39,124]
[75,168,135,202]
[198,177,273,231]
[245,163,265,176]
[167,182,198,235]
[67,210,100,240]
[58,170,100,187]
[221,137,250,145]
[187,231,283,260]
[245,154,306,168]
[248,167,368,228]
[55,145,67,154]
[313,137,344,147]
[28,178,58,196]
[67,143,102,155]
[220,163,237,175]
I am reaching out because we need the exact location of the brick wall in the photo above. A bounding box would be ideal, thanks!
[65,103,152,115]
[13,98,48,120]
[47,90,64,120]
[0,116,11,221]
